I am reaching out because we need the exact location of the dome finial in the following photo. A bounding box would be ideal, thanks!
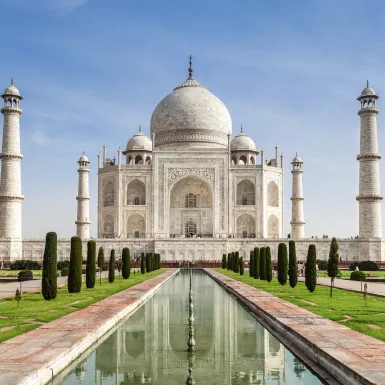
[138,125,142,133]
[10,78,14,86]
[188,55,193,79]
[367,79,370,88]
[240,124,243,133]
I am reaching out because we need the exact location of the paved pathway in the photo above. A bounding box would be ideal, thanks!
[298,276,385,297]
[206,269,385,385]
[0,269,176,385]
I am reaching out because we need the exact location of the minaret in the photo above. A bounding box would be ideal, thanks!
[75,153,90,238]
[290,154,305,239]
[357,81,382,238]
[0,80,24,241]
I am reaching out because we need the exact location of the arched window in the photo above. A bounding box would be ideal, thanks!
[268,214,279,238]
[127,179,146,205]
[104,215,114,237]
[250,156,255,165]
[135,155,143,164]
[103,182,114,207]
[185,193,197,208]
[127,213,145,238]
[128,156,133,165]
[267,181,279,207]
[145,156,151,165]
[231,156,238,165]
[239,155,248,165]
[236,214,255,238]
[236,180,255,205]
[185,220,197,236]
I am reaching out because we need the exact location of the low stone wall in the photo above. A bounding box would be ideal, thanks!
[206,269,385,385]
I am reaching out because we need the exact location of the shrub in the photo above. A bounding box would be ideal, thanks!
[239,257,244,275]
[277,243,288,286]
[68,236,83,293]
[227,253,231,270]
[109,249,115,283]
[86,240,96,289]
[145,253,150,272]
[350,271,366,281]
[141,253,145,274]
[316,259,328,271]
[42,232,57,300]
[349,263,358,271]
[61,267,69,277]
[249,251,254,278]
[234,252,240,273]
[222,254,226,269]
[122,248,131,279]
[359,261,379,271]
[231,252,235,272]
[97,247,105,269]
[102,263,109,271]
[253,247,260,279]
[18,270,33,281]
[11,260,41,270]
[57,261,70,270]
[266,247,272,283]
[259,247,266,280]
[305,244,317,293]
[288,240,298,288]
[327,238,339,297]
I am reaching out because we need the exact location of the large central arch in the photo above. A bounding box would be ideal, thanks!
[169,176,213,237]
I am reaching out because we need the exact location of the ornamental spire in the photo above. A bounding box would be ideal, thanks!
[138,125,142,133]
[367,79,370,88]
[188,55,193,79]
[11,78,14,86]
[240,124,243,134]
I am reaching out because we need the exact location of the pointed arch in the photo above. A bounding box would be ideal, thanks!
[104,181,114,207]
[103,214,114,237]
[127,213,145,238]
[267,181,279,207]
[127,179,146,205]
[236,213,255,238]
[268,214,279,238]
[237,179,255,205]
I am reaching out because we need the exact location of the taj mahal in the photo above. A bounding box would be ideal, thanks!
[0,58,384,262]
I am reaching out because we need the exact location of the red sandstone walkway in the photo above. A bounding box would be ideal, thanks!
[0,269,176,385]
[298,276,385,297]
[206,269,385,385]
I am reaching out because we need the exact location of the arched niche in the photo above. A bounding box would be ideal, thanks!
[169,176,213,237]
[104,214,114,237]
[135,155,143,164]
[127,179,146,205]
[267,181,279,207]
[250,156,255,165]
[239,155,248,165]
[127,213,145,238]
[267,214,279,238]
[231,156,238,165]
[237,179,255,205]
[236,213,255,238]
[103,181,114,207]
[145,155,151,165]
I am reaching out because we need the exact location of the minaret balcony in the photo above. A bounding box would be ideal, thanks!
[356,154,381,161]
[356,195,383,202]
[358,108,379,115]
[0,195,24,201]
[0,153,23,160]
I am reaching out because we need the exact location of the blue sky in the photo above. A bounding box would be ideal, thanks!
[1,0,384,238]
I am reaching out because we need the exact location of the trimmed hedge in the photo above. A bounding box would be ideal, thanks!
[277,243,288,286]
[349,261,379,271]
[11,260,41,270]
[288,240,298,288]
[122,248,131,279]
[42,232,57,300]
[234,252,240,273]
[249,250,254,278]
[350,271,366,281]
[253,247,260,279]
[305,244,317,293]
[259,247,266,280]
[141,253,145,274]
[18,270,33,281]
[240,257,244,275]
[97,247,105,270]
[68,236,83,293]
[61,267,69,277]
[86,240,96,289]
[57,261,70,270]
[222,254,226,269]
[266,247,272,283]
[109,249,115,283]
[145,253,150,272]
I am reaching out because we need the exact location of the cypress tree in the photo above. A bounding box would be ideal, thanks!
[86,240,96,289]
[68,236,83,293]
[141,253,145,274]
[277,243,288,286]
[239,257,244,275]
[150,253,154,272]
[42,232,58,300]
[266,246,272,282]
[109,249,115,283]
[249,250,254,277]
[288,240,298,288]
[259,247,266,280]
[234,252,240,273]
[253,247,260,279]
[122,248,131,279]
[230,252,234,271]
[327,238,339,297]
[305,244,317,293]
[97,247,104,285]
[145,253,150,272]
[222,254,226,269]
[227,253,231,270]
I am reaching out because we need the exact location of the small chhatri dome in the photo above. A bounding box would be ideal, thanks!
[230,126,256,151]
[151,56,232,149]
[292,153,302,163]
[2,79,22,98]
[78,152,89,163]
[360,80,376,97]
[126,126,152,152]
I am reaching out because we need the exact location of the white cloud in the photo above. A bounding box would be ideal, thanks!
[31,129,51,146]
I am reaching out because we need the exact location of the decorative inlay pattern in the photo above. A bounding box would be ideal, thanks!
[168,168,214,187]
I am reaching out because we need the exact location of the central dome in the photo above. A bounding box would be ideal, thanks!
[150,73,232,149]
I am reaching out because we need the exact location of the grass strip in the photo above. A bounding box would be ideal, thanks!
[214,268,385,342]
[0,269,167,343]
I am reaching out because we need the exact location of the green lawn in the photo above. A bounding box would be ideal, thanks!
[215,269,385,342]
[319,270,385,278]
[0,269,167,343]
[0,270,43,278]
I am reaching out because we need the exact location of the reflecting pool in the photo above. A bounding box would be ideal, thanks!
[57,270,323,384]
